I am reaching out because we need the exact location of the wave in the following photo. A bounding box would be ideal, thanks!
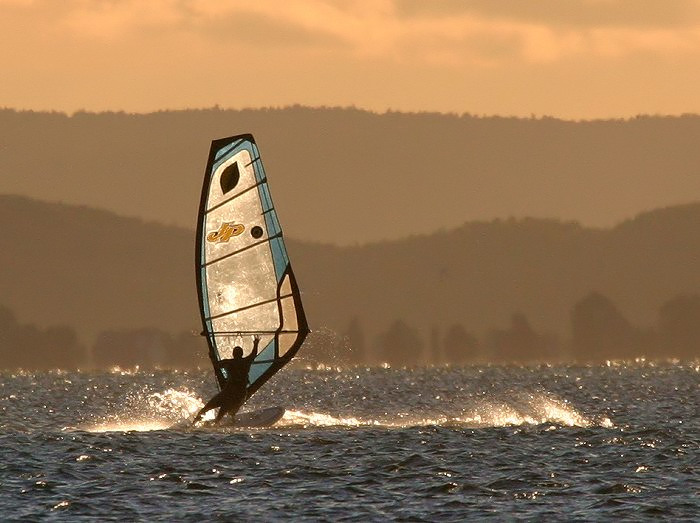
[73,387,204,433]
[278,393,612,429]
[70,386,612,433]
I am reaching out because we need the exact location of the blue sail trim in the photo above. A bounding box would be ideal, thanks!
[252,158,266,184]
[268,237,289,282]
[256,176,287,282]
[214,139,243,162]
[263,208,282,237]
[211,140,254,174]
[259,183,273,212]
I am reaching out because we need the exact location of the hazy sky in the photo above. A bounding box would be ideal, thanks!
[3,0,700,118]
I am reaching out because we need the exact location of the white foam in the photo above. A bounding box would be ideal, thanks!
[77,387,206,433]
[74,386,612,432]
[85,420,172,433]
[455,394,612,428]
[280,410,365,427]
[275,393,611,430]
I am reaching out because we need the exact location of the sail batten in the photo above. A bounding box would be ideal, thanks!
[196,134,308,393]
[205,292,295,321]
[205,178,268,215]
[209,331,301,336]
[203,232,284,267]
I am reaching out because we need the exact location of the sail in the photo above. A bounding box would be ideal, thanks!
[195,134,308,397]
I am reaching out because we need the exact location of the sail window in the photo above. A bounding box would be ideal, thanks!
[220,162,241,194]
[251,226,264,239]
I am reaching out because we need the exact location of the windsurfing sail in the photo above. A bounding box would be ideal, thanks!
[195,134,308,398]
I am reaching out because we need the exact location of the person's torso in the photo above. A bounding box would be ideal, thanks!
[222,359,251,392]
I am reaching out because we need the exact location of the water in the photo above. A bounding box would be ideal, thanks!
[1,362,698,521]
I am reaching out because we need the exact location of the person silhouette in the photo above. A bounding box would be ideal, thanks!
[193,336,260,425]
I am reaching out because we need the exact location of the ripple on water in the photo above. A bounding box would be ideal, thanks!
[0,363,697,520]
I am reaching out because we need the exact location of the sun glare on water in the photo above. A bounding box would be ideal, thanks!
[277,392,611,429]
[455,394,613,428]
[281,410,365,427]
[72,384,611,432]
[76,388,204,433]
[85,420,173,433]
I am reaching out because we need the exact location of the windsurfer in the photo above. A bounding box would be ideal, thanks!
[193,336,260,425]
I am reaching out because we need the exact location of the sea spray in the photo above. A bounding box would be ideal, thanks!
[77,387,208,432]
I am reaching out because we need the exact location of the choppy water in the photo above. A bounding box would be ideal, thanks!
[0,362,698,521]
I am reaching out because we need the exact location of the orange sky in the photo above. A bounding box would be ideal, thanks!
[3,0,700,119]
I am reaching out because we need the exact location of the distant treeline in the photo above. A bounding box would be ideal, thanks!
[301,291,699,366]
[1,291,698,370]
[0,305,206,370]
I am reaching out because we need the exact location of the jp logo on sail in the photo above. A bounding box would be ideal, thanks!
[207,222,245,243]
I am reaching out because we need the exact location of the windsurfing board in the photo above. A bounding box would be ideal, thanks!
[225,406,285,427]
[171,406,285,429]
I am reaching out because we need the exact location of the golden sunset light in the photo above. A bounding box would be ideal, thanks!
[2,0,700,117]
[1,3,699,520]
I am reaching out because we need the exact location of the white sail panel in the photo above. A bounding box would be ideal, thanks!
[209,301,280,339]
[280,274,292,295]
[278,332,298,356]
[206,149,257,212]
[280,296,298,331]
[204,244,278,320]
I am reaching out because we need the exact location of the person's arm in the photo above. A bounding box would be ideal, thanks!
[216,358,234,369]
[245,337,260,362]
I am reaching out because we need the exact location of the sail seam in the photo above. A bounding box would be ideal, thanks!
[214,138,243,162]
[243,156,261,168]
[209,330,301,335]
[204,232,283,267]
[206,178,268,215]
[206,292,294,321]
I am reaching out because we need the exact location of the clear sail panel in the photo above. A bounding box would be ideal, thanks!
[204,242,278,318]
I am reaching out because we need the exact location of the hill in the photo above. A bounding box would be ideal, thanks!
[1,107,700,245]
[0,195,195,342]
[1,195,700,363]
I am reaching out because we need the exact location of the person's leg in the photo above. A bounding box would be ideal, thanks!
[193,393,223,423]
[214,404,230,425]
[214,391,246,425]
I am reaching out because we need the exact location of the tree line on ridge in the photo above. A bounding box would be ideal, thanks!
[0,290,698,370]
